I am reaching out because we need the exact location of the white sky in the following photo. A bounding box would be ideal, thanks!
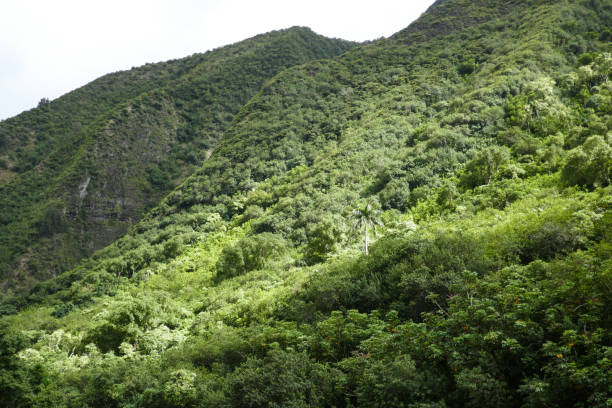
[0,0,435,120]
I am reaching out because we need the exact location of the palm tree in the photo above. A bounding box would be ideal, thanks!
[350,204,382,255]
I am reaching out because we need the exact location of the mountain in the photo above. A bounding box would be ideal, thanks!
[0,27,356,295]
[1,0,611,407]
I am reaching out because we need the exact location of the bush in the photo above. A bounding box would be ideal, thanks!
[379,178,411,210]
[561,135,611,188]
[303,218,343,265]
[51,302,74,318]
[460,146,511,189]
[0,303,17,316]
[229,350,333,408]
[37,206,67,237]
[519,220,580,263]
[216,233,287,280]
[458,60,476,76]
[340,355,444,407]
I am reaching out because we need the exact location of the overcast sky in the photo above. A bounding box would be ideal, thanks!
[0,0,435,120]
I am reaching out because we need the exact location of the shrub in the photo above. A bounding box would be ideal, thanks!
[561,135,612,188]
[216,233,287,280]
[229,350,333,408]
[37,206,67,237]
[459,146,511,189]
[458,60,476,76]
[303,218,343,265]
[379,178,411,210]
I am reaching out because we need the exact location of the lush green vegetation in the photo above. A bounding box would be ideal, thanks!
[0,0,611,406]
[0,27,355,295]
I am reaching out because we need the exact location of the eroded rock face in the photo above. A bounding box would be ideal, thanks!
[78,173,91,199]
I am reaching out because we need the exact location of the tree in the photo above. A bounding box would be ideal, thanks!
[37,97,50,107]
[350,204,382,255]
[216,233,287,280]
[303,218,343,265]
[459,146,510,189]
[561,135,612,188]
[436,181,458,218]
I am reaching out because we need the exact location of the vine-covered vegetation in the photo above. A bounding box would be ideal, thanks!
[0,0,611,406]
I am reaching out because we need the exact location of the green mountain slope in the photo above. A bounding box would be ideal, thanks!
[1,0,611,407]
[0,27,356,295]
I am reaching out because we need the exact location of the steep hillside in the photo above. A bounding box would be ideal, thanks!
[0,27,356,295]
[1,0,611,407]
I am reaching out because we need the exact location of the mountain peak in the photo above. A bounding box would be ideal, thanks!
[0,28,356,292]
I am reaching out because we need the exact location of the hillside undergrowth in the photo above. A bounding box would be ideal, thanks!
[0,0,611,406]
[0,28,356,295]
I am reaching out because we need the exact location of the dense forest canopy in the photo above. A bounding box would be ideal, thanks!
[0,0,611,407]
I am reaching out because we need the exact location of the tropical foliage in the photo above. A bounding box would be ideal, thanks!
[0,28,356,295]
[0,0,611,407]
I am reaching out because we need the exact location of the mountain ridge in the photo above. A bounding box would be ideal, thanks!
[0,1,611,406]
[0,27,357,295]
